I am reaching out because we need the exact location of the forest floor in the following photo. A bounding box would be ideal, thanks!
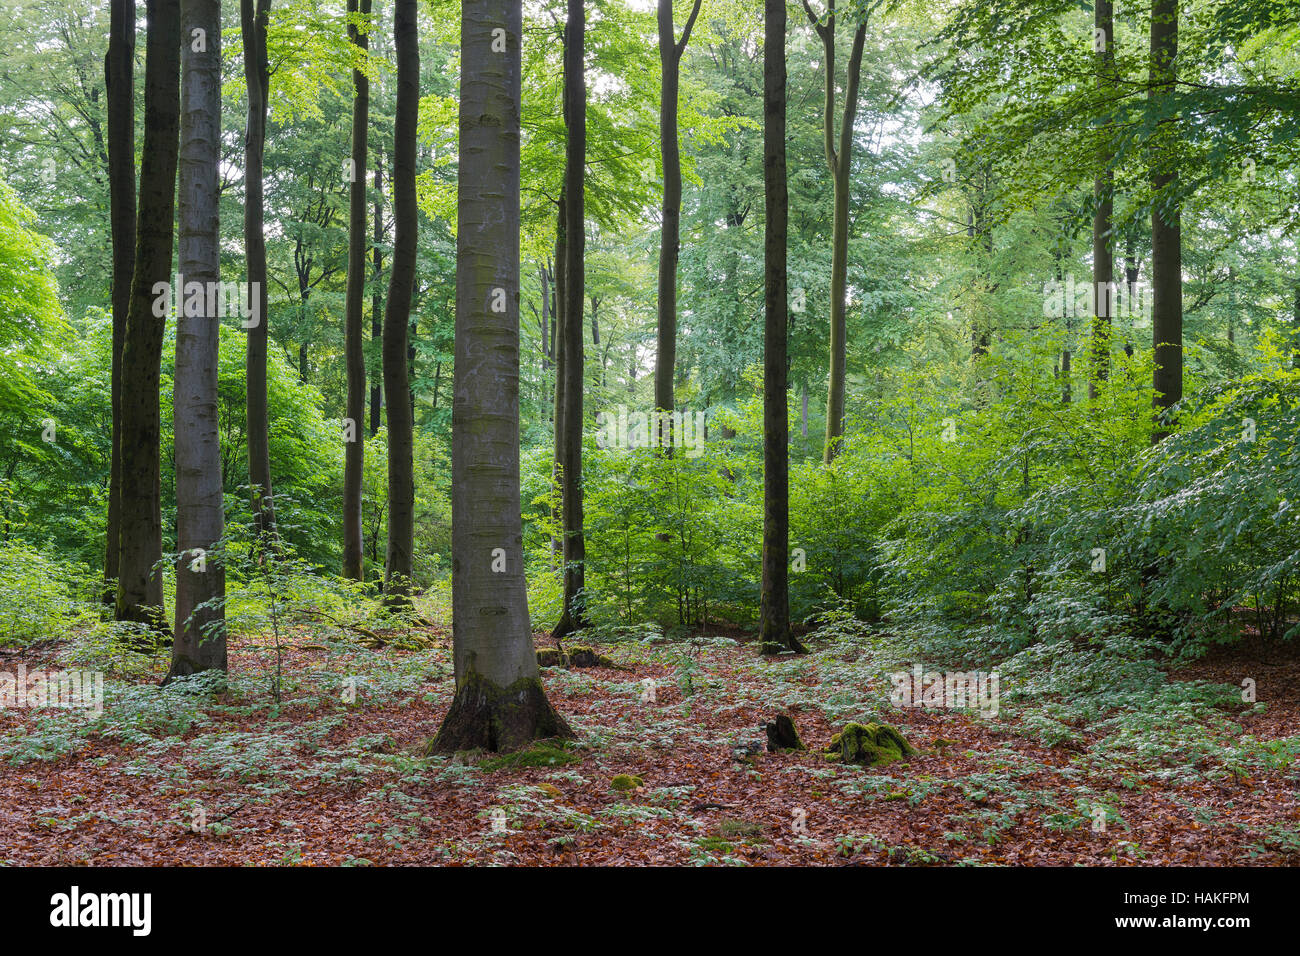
[1,615,1298,866]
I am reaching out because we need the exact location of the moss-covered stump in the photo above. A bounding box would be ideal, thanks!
[536,648,566,667]
[566,645,621,668]
[427,673,574,754]
[824,722,916,767]
[764,714,806,753]
[610,774,644,791]
[535,645,624,669]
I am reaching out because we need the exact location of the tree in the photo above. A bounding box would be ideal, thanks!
[370,155,384,435]
[1089,0,1114,401]
[432,0,573,753]
[1149,0,1182,441]
[382,0,417,606]
[759,0,805,655]
[653,0,702,444]
[800,0,871,463]
[169,0,226,677]
[116,0,181,629]
[552,0,589,641]
[104,0,136,604]
[244,0,277,544]
[342,0,371,580]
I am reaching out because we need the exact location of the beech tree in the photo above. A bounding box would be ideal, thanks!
[1149,0,1182,442]
[104,0,135,604]
[168,0,226,677]
[243,0,277,543]
[433,0,572,752]
[652,0,702,443]
[800,0,872,463]
[116,0,180,629]
[758,0,805,656]
[382,0,417,605]
[552,0,588,641]
[342,0,371,580]
[1089,0,1114,401]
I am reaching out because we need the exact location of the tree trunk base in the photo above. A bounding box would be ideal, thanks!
[759,631,807,655]
[550,610,586,643]
[428,672,574,754]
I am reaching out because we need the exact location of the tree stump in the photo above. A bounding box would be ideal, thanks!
[764,714,806,752]
[825,722,916,766]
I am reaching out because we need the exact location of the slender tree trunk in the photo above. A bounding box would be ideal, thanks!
[552,0,588,641]
[243,0,276,544]
[432,0,572,753]
[370,155,384,435]
[653,0,702,447]
[342,0,371,580]
[550,195,566,571]
[759,0,804,656]
[169,0,226,677]
[1124,234,1138,357]
[1090,0,1114,401]
[801,0,867,464]
[116,0,180,629]
[383,0,418,606]
[1149,0,1182,442]
[104,0,136,606]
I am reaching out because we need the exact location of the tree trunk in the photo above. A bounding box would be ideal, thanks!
[801,0,868,464]
[1149,0,1182,442]
[1124,233,1138,357]
[342,0,371,580]
[169,0,226,677]
[551,194,566,571]
[653,0,702,447]
[104,0,136,606]
[383,0,417,606]
[116,0,180,630]
[370,154,384,435]
[552,0,588,641]
[432,0,572,753]
[759,0,805,656]
[243,0,276,545]
[1089,0,1114,401]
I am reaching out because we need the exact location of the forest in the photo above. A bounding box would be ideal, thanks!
[0,0,1297,873]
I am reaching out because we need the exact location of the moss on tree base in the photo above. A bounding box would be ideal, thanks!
[825,721,916,767]
[427,672,574,754]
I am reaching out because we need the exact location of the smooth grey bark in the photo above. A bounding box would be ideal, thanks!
[342,0,371,580]
[104,0,136,605]
[759,0,805,655]
[169,0,226,677]
[383,0,417,605]
[432,0,571,753]
[800,0,868,464]
[243,0,276,544]
[116,0,180,629]
[652,0,702,444]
